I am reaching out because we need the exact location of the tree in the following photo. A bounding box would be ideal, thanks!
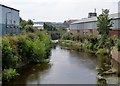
[25,25,34,32]
[20,18,34,32]
[97,9,113,49]
[28,19,33,25]
[97,9,113,37]
[20,19,27,30]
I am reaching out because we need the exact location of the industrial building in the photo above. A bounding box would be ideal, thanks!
[0,4,20,35]
[70,13,120,37]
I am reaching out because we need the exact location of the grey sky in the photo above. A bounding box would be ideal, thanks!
[1,0,120,22]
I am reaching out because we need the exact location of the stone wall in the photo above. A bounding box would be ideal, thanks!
[111,48,120,74]
[111,48,120,63]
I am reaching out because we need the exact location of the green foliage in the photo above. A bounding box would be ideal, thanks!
[96,48,107,55]
[50,32,61,40]
[62,33,83,42]
[27,19,33,25]
[2,68,19,81]
[116,38,120,51]
[2,37,19,69]
[20,18,34,32]
[2,31,52,70]
[62,33,72,40]
[20,19,28,30]
[86,34,98,44]
[25,25,34,32]
[86,43,93,50]
[97,9,113,36]
[43,23,57,31]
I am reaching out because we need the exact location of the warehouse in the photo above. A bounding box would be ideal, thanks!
[70,13,120,37]
[0,4,20,35]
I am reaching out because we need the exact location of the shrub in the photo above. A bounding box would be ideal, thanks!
[2,37,19,69]
[2,31,52,69]
[2,68,19,81]
[86,43,94,50]
[96,48,108,55]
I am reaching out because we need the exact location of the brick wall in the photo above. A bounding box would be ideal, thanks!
[70,29,120,37]
[109,29,120,37]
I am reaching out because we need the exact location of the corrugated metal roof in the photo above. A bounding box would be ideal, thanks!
[71,13,120,24]
[0,2,19,12]
[71,17,97,24]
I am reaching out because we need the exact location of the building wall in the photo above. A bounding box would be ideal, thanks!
[70,17,120,37]
[1,5,20,35]
[109,29,120,37]
[0,6,2,36]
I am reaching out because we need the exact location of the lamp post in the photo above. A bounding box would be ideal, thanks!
[6,12,11,34]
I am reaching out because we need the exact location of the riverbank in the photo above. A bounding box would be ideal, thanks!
[59,33,120,84]
[4,45,99,84]
[2,31,52,82]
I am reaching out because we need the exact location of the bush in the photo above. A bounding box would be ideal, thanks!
[96,48,108,55]
[86,43,93,50]
[86,34,98,45]
[2,37,19,69]
[62,33,73,40]
[2,31,52,69]
[2,68,19,81]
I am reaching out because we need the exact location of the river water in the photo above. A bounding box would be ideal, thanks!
[7,45,99,84]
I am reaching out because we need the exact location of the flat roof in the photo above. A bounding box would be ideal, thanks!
[71,13,120,24]
[0,4,19,12]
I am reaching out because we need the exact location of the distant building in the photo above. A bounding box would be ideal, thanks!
[88,9,97,18]
[70,13,120,37]
[33,24,43,30]
[0,4,20,35]
[63,19,79,28]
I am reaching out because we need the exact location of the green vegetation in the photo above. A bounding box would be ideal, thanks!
[2,68,19,81]
[59,9,120,84]
[62,33,83,42]
[97,9,113,36]
[43,23,67,40]
[20,18,34,32]
[2,31,52,81]
[96,48,107,56]
[97,9,113,48]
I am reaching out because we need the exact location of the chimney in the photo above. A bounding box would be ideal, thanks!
[94,8,96,13]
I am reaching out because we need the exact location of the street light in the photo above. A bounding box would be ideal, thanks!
[6,12,11,34]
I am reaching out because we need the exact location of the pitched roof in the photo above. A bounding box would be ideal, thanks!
[71,13,120,24]
[0,2,19,12]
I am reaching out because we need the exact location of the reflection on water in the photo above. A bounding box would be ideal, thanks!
[6,45,99,84]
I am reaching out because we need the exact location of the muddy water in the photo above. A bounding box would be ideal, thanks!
[7,45,99,84]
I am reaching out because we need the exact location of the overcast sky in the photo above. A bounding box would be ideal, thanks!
[1,0,120,22]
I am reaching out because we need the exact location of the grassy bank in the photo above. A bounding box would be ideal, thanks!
[60,33,120,55]
[2,31,52,81]
[59,33,120,83]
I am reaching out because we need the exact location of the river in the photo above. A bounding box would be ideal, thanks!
[7,45,99,85]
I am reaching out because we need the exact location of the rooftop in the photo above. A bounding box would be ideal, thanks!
[0,2,19,12]
[71,13,120,24]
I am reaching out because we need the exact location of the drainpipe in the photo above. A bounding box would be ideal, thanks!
[6,12,11,34]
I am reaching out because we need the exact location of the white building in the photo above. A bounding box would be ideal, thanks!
[0,3,20,35]
[33,24,43,30]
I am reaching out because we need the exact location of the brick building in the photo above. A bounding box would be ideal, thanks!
[70,13,120,37]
